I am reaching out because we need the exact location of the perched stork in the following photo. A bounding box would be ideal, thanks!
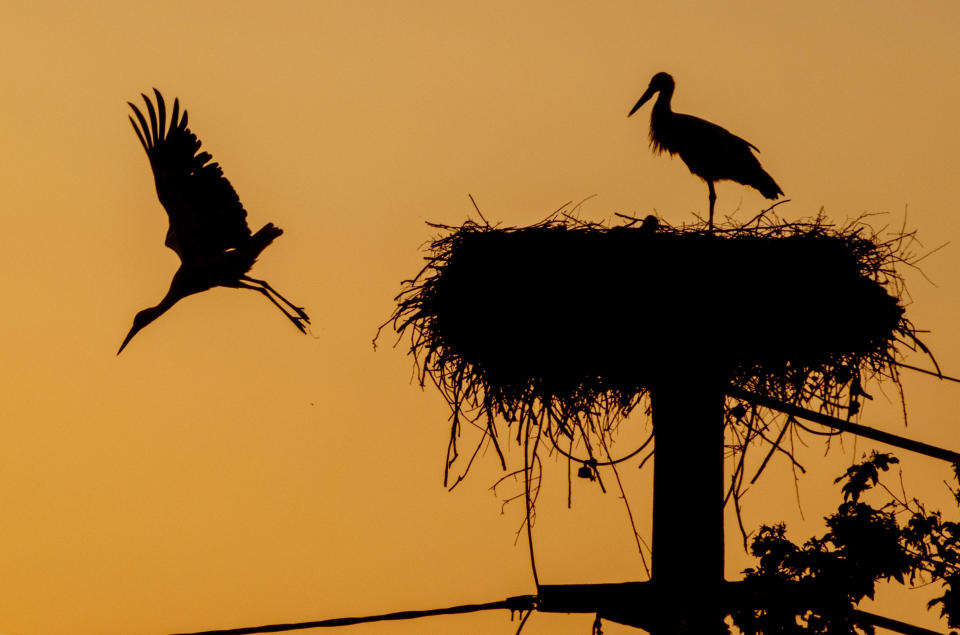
[119,89,310,354]
[628,72,782,232]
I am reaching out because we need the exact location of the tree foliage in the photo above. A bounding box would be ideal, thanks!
[730,452,960,634]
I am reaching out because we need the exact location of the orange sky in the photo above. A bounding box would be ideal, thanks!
[1,2,959,634]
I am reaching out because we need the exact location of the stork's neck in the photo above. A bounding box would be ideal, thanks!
[117,276,186,354]
[144,277,188,322]
[147,268,201,317]
[652,84,674,114]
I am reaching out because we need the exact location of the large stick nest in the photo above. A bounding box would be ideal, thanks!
[383,209,927,491]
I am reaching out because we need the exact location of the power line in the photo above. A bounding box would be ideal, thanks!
[169,587,952,635]
[897,362,960,384]
[170,597,534,635]
[727,387,960,464]
[852,609,953,635]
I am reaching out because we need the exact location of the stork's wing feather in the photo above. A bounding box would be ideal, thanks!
[669,113,759,153]
[661,113,776,188]
[128,89,251,261]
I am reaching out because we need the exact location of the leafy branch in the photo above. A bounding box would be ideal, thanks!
[731,452,960,634]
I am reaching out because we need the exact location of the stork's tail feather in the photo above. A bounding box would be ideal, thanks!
[752,169,783,200]
[249,223,284,257]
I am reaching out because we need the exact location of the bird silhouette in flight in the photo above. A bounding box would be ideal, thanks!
[118,89,310,354]
[628,72,782,232]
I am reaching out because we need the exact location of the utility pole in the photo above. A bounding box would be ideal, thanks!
[649,370,727,633]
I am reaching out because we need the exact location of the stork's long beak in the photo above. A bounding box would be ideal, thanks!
[628,86,657,117]
[117,310,156,356]
[117,325,142,355]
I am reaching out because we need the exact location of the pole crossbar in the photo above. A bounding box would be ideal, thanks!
[727,387,960,464]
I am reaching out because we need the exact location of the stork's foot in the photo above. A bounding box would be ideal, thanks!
[289,309,311,333]
[281,302,310,329]
[290,305,310,323]
[278,304,310,334]
[290,314,309,334]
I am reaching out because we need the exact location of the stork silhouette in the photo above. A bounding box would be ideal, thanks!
[628,72,782,232]
[118,89,310,354]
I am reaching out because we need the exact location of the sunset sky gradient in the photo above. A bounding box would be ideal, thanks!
[1,2,959,634]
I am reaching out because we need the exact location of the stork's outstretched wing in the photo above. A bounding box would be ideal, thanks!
[128,89,251,261]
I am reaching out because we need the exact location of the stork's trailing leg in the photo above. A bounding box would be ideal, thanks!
[236,279,310,333]
[707,181,717,234]
[240,275,311,322]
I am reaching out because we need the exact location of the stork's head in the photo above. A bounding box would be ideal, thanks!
[628,72,675,116]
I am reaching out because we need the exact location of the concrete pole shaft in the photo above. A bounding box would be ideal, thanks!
[649,381,726,633]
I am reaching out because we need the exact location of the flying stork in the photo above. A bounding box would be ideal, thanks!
[628,72,783,232]
[118,89,310,354]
